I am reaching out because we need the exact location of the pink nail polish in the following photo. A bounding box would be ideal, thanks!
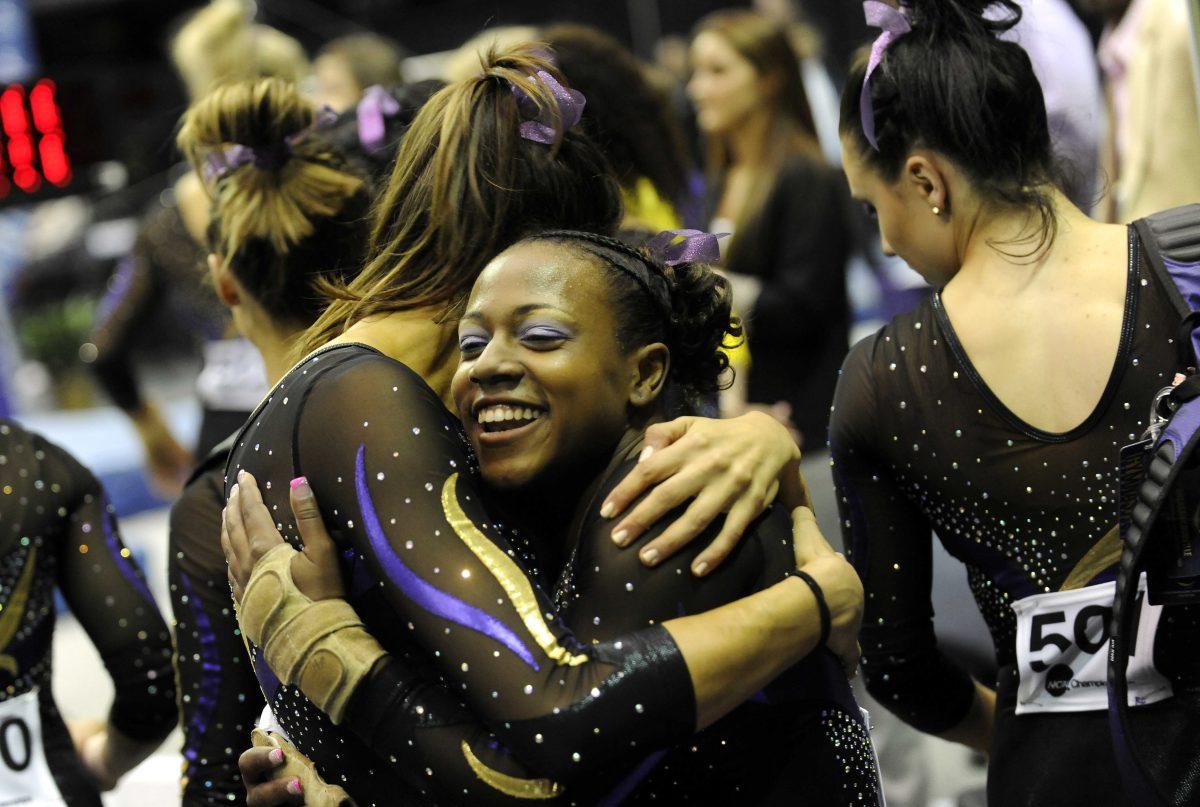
[290,476,308,490]
[269,748,284,764]
[287,778,303,795]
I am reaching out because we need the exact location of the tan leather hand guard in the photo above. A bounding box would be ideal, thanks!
[239,543,386,724]
[251,727,355,807]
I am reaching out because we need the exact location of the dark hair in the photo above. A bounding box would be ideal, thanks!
[840,0,1062,254]
[542,24,691,205]
[523,230,741,411]
[317,33,407,90]
[177,78,374,328]
[300,45,623,355]
[320,80,446,183]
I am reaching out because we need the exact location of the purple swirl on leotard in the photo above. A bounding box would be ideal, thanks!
[598,750,667,806]
[179,571,220,766]
[354,444,540,670]
[100,502,157,606]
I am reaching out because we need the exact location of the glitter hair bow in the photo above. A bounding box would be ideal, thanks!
[202,106,339,183]
[860,0,912,150]
[509,70,585,145]
[645,229,727,266]
[356,85,401,155]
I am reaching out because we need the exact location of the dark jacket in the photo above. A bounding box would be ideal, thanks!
[724,155,852,448]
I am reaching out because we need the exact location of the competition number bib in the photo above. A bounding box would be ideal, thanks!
[0,689,65,806]
[1012,576,1172,714]
[256,704,293,744]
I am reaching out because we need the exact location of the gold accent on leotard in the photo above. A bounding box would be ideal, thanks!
[1060,525,1122,592]
[461,740,563,800]
[441,474,588,667]
[0,545,37,675]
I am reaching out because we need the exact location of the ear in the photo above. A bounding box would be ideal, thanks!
[902,152,949,214]
[627,342,670,409]
[208,253,240,307]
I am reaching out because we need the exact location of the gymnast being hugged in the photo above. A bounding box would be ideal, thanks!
[224,230,877,805]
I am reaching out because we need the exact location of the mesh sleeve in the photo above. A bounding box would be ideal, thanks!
[830,338,976,733]
[45,438,177,742]
[170,465,264,805]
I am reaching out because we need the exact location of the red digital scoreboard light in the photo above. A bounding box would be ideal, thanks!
[0,79,73,200]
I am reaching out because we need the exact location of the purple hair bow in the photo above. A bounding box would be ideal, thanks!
[646,229,727,266]
[860,1,911,150]
[357,85,401,155]
[202,106,338,183]
[510,70,585,145]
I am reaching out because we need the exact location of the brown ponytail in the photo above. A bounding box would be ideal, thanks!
[297,43,623,356]
[177,78,372,327]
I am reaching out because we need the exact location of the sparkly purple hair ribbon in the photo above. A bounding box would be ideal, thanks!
[860,1,912,150]
[645,229,727,266]
[356,85,401,155]
[354,444,540,670]
[510,70,585,145]
[201,106,339,182]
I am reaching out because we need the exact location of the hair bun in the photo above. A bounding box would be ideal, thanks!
[661,258,740,402]
[904,0,1021,38]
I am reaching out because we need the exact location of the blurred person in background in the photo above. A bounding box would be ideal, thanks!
[1003,0,1104,211]
[751,0,844,163]
[1087,0,1200,221]
[542,24,695,238]
[688,8,852,519]
[169,76,421,807]
[0,420,175,804]
[313,33,407,113]
[88,0,309,496]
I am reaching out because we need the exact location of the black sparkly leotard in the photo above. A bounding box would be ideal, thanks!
[0,420,176,805]
[170,439,264,806]
[544,449,882,805]
[830,229,1200,805]
[226,344,701,806]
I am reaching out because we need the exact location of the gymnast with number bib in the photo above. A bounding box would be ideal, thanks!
[832,1,1200,804]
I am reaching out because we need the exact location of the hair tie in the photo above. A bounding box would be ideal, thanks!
[645,229,727,267]
[202,106,339,183]
[860,0,912,151]
[356,85,401,155]
[509,70,585,145]
[792,570,832,647]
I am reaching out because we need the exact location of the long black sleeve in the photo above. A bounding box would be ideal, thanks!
[291,356,695,781]
[227,347,698,804]
[169,459,264,806]
[45,438,178,742]
[829,337,976,734]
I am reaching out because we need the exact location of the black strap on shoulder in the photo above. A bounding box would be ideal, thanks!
[1110,441,1180,807]
[1134,204,1200,377]
[1110,205,1200,806]
[1133,204,1200,319]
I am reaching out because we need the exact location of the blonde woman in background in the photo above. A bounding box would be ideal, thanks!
[88,0,309,494]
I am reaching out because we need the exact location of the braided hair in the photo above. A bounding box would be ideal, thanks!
[523,230,742,411]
